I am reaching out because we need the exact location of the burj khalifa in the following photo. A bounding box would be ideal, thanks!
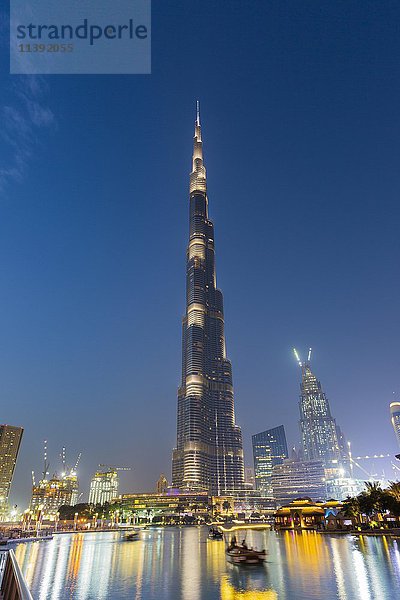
[172,104,244,495]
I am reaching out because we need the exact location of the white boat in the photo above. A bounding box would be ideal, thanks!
[226,536,267,565]
[226,546,266,565]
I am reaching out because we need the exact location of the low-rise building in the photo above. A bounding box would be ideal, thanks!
[117,491,210,523]
[275,498,344,530]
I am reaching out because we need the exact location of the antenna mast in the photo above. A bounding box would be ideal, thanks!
[196,100,200,124]
[293,348,302,367]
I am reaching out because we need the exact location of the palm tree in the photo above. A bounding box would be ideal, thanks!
[342,496,361,525]
[387,481,400,502]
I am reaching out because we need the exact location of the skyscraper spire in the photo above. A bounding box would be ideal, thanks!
[295,349,344,467]
[172,106,244,495]
[190,101,206,194]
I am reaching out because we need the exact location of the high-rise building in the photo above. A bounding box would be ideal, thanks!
[294,349,343,468]
[156,473,168,494]
[244,466,255,490]
[0,425,23,517]
[390,402,400,448]
[89,469,119,505]
[172,104,244,495]
[30,474,75,518]
[252,426,288,498]
[63,472,79,506]
[271,458,326,506]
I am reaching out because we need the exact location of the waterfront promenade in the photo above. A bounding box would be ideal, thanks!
[12,526,400,599]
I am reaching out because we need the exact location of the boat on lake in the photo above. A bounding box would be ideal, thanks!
[124,531,140,541]
[226,535,266,565]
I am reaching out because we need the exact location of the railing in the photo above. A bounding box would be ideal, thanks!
[0,549,33,599]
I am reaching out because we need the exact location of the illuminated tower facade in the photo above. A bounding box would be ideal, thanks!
[294,349,342,468]
[0,425,23,517]
[88,469,119,505]
[172,104,244,495]
[390,401,400,448]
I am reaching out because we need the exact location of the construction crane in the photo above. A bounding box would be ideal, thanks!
[347,445,393,479]
[98,464,132,472]
[74,452,82,472]
[61,446,66,473]
[42,440,50,481]
[58,447,82,476]
[353,454,391,460]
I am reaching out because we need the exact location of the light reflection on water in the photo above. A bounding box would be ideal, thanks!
[14,528,400,599]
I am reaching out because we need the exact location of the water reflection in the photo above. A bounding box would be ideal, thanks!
[222,568,277,600]
[220,575,277,599]
[13,528,400,600]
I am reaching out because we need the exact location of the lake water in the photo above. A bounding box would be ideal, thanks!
[14,528,400,599]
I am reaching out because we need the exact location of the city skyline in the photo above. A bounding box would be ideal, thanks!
[1,2,400,508]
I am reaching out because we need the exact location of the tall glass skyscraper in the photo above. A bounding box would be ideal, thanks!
[390,401,400,448]
[172,105,244,495]
[252,426,288,497]
[0,425,23,517]
[295,351,343,467]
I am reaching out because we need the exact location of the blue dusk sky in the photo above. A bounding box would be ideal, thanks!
[1,1,400,506]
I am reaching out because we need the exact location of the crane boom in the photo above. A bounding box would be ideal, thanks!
[42,440,50,480]
[74,452,82,471]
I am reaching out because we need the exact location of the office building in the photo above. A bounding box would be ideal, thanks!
[156,474,168,494]
[252,426,288,498]
[271,458,326,506]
